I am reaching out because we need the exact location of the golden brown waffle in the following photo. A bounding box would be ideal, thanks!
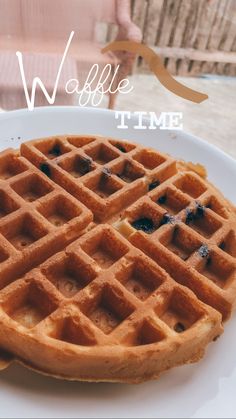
[0,134,235,383]
[0,148,92,289]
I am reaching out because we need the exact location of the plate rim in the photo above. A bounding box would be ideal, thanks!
[0,105,235,168]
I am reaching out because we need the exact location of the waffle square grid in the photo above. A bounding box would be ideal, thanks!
[0,135,234,383]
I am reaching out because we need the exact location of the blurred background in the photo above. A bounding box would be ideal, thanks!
[0,0,235,158]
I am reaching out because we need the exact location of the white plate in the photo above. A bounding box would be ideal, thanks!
[0,107,235,419]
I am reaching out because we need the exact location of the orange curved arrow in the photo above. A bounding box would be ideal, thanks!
[102,41,208,103]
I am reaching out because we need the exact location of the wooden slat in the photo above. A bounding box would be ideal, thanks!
[155,0,181,74]
[216,0,236,74]
[184,0,206,75]
[152,46,236,64]
[140,0,165,72]
[132,0,148,33]
[173,0,199,75]
[128,0,236,77]
[165,0,185,75]
[180,0,206,75]
[157,0,181,47]
[132,0,148,72]
[202,0,231,74]
[189,0,220,75]
[228,34,236,75]
[143,0,164,45]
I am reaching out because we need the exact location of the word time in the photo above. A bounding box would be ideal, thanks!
[115,111,183,130]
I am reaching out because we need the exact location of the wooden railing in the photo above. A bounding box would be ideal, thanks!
[128,0,236,76]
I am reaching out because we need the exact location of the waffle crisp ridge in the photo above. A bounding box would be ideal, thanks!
[0,134,235,383]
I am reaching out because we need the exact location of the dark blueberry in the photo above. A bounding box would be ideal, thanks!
[158,195,167,205]
[50,143,61,157]
[102,167,112,178]
[195,202,206,219]
[131,217,155,234]
[174,322,185,333]
[219,241,225,251]
[206,257,212,266]
[198,244,209,258]
[79,157,92,175]
[148,180,160,191]
[40,162,51,178]
[161,213,175,225]
[185,208,195,225]
[114,143,126,153]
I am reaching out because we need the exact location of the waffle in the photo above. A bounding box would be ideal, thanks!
[0,134,234,383]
